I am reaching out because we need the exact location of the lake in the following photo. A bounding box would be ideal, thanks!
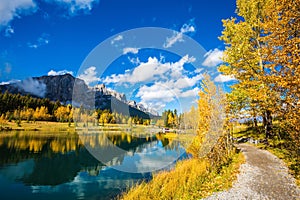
[0,130,187,200]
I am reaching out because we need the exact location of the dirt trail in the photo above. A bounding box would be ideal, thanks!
[204,143,300,200]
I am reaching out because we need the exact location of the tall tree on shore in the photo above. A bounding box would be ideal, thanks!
[188,74,225,158]
[261,0,300,145]
[219,0,278,138]
[221,0,300,147]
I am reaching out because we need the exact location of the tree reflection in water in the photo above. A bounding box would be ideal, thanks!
[0,131,183,185]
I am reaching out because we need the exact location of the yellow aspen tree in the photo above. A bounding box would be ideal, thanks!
[219,0,278,139]
[188,74,225,158]
[0,114,7,126]
[167,112,174,128]
[262,0,300,146]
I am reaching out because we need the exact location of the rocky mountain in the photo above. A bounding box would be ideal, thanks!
[0,74,159,118]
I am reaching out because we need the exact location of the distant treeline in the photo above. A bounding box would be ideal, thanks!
[0,91,59,116]
[0,92,150,126]
[0,92,198,129]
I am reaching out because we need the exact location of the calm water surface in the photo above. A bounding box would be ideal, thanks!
[0,130,187,200]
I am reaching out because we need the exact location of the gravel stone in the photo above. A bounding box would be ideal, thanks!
[204,144,300,200]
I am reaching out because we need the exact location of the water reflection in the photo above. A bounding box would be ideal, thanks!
[79,131,185,173]
[0,131,186,200]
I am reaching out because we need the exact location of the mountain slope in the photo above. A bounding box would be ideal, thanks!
[0,74,158,118]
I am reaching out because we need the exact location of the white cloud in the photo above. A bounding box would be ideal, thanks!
[136,82,199,112]
[0,82,9,86]
[111,35,123,45]
[104,57,166,84]
[17,78,46,97]
[0,79,20,85]
[179,87,199,98]
[0,0,36,27]
[78,66,100,85]
[163,20,196,48]
[214,74,236,83]
[137,83,179,103]
[0,0,99,30]
[180,23,195,33]
[102,54,201,113]
[195,68,204,73]
[123,47,139,55]
[27,33,50,49]
[169,55,195,79]
[136,83,181,111]
[4,26,14,37]
[164,32,184,49]
[202,48,223,67]
[103,55,195,84]
[128,57,140,65]
[174,74,203,89]
[48,69,73,76]
[48,0,99,16]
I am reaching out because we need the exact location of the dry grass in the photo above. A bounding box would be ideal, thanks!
[0,121,75,132]
[0,121,149,132]
[120,151,244,200]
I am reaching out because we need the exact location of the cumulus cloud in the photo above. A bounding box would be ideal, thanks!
[48,69,73,76]
[136,83,180,111]
[123,47,139,55]
[111,35,123,45]
[103,55,195,84]
[136,82,199,111]
[163,20,196,48]
[180,87,199,98]
[0,0,99,29]
[27,33,50,49]
[137,83,179,103]
[174,74,203,89]
[47,0,99,16]
[202,48,223,67]
[0,0,36,27]
[17,78,46,97]
[102,54,202,112]
[214,74,236,83]
[78,66,100,85]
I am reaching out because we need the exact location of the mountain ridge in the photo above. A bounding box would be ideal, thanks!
[0,74,159,118]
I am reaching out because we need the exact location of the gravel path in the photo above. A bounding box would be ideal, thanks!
[204,143,300,200]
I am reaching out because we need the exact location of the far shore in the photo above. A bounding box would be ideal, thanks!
[0,121,186,134]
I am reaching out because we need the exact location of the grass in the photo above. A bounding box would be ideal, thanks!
[233,125,300,186]
[119,150,245,200]
[0,121,76,132]
[232,124,265,140]
[0,121,154,132]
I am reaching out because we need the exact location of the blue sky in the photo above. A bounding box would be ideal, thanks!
[0,0,238,113]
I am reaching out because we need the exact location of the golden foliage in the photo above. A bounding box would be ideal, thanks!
[54,105,72,122]
[120,150,244,200]
[33,106,51,121]
[183,105,198,130]
[220,0,300,144]
[0,114,7,126]
[261,0,300,145]
[188,74,226,158]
